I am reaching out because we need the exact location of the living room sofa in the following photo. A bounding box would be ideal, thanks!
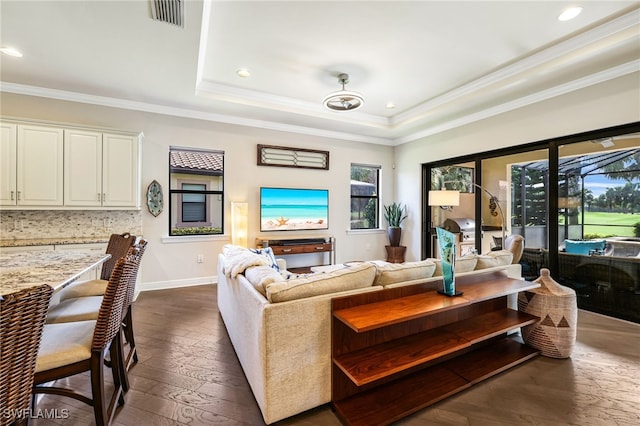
[216,244,522,424]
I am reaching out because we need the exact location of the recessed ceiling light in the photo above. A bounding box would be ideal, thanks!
[558,6,582,21]
[0,46,23,57]
[386,102,396,109]
[236,68,251,78]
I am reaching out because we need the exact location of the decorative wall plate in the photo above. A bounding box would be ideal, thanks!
[147,180,163,217]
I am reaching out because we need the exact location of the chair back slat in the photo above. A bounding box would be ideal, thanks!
[0,284,53,426]
[124,239,148,310]
[91,248,137,350]
[100,232,136,280]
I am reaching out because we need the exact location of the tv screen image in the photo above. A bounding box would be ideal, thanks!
[260,187,329,231]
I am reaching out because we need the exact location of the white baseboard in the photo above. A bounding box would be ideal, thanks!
[134,276,217,300]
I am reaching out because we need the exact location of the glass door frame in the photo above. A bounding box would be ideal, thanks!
[422,121,640,277]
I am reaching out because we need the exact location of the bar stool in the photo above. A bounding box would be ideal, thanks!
[57,232,136,302]
[0,284,53,426]
[32,254,136,426]
[43,240,147,392]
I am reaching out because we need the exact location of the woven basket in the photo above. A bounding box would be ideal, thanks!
[518,268,577,358]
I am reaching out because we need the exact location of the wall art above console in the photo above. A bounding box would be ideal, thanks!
[257,144,329,170]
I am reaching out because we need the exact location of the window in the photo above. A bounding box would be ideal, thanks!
[169,147,224,236]
[350,164,380,229]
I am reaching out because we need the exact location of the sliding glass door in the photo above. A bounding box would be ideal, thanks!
[422,122,640,323]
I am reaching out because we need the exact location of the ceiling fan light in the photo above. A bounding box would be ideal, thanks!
[323,73,365,112]
[323,90,365,111]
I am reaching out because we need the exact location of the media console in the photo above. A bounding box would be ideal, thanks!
[331,271,540,426]
[255,235,335,273]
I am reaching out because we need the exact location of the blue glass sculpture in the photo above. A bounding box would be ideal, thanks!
[436,227,463,297]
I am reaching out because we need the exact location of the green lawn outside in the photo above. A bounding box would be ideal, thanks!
[583,211,640,237]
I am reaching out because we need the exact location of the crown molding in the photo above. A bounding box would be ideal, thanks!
[391,7,640,128]
[0,82,394,145]
[393,60,640,145]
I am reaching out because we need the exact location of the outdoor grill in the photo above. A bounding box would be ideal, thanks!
[443,218,476,242]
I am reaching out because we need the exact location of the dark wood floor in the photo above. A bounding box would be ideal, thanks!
[32,284,640,426]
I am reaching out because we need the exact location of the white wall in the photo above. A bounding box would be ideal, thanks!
[0,92,394,290]
[2,72,638,288]
[395,73,640,261]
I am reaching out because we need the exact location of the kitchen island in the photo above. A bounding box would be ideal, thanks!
[0,250,110,296]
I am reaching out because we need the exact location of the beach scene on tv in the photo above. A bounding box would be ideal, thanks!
[260,188,329,231]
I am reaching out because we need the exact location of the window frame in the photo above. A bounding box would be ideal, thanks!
[350,163,381,230]
[169,147,224,237]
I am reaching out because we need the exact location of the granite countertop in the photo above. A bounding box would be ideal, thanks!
[0,250,111,296]
[0,237,110,248]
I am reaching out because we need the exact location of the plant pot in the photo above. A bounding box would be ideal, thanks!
[388,227,402,246]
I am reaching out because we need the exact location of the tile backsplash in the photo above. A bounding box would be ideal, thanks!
[1,210,143,240]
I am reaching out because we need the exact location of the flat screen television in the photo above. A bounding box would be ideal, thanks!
[260,187,329,231]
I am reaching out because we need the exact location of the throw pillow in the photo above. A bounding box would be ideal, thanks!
[249,247,280,272]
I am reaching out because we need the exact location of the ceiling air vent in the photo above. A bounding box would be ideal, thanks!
[150,0,184,27]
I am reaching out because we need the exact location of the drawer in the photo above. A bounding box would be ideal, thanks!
[271,243,332,255]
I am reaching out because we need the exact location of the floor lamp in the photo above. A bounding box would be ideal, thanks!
[472,184,506,248]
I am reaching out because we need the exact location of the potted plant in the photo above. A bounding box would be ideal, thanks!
[384,202,408,246]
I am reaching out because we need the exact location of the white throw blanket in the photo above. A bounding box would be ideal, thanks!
[223,246,270,278]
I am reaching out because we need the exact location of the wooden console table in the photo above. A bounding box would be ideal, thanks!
[256,235,335,273]
[331,271,540,426]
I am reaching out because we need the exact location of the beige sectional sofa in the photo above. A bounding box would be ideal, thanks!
[216,245,522,424]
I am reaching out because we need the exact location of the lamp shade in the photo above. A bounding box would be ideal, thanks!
[428,190,460,207]
[231,202,249,247]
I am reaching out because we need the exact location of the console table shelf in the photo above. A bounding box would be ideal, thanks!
[334,308,539,386]
[332,338,539,426]
[331,271,540,426]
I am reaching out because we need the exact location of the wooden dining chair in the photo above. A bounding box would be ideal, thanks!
[0,284,53,426]
[57,232,136,302]
[32,254,136,426]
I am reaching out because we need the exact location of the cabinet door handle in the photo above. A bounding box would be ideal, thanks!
[315,246,325,250]
[282,248,292,253]
[10,190,14,200]
[97,192,101,201]
[16,191,20,200]
[102,193,106,202]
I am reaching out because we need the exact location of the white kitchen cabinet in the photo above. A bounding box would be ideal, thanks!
[2,122,64,207]
[0,122,17,205]
[64,129,103,206]
[17,124,64,206]
[102,133,140,207]
[64,130,140,208]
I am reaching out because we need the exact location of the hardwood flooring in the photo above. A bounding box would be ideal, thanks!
[31,284,640,426]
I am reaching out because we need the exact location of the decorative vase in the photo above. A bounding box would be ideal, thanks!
[388,227,402,246]
[436,227,463,297]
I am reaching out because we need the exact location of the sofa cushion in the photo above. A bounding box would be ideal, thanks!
[249,247,280,271]
[373,259,436,286]
[265,262,377,303]
[430,255,478,276]
[244,265,285,296]
[475,250,513,269]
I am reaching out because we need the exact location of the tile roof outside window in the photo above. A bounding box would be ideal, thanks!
[170,150,223,174]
